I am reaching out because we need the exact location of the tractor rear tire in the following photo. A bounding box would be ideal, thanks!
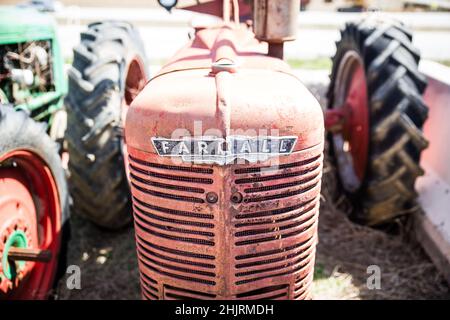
[65,21,148,229]
[328,19,429,225]
[0,106,69,299]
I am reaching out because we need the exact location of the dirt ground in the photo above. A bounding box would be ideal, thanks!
[55,78,450,300]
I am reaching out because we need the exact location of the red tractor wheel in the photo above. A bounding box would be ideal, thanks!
[327,19,429,225]
[0,107,69,299]
[65,21,149,229]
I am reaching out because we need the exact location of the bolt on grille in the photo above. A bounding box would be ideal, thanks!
[129,143,323,299]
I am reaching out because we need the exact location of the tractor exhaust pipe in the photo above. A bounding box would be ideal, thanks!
[252,0,299,59]
[268,43,284,60]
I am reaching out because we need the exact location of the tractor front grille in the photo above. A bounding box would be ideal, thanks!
[128,143,323,299]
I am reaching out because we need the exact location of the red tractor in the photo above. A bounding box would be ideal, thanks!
[65,0,427,299]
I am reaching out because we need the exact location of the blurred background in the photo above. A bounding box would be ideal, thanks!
[2,0,450,67]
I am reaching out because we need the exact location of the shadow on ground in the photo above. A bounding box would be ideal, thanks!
[313,157,450,299]
[55,215,141,299]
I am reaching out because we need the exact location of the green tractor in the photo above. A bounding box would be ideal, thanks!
[0,7,69,299]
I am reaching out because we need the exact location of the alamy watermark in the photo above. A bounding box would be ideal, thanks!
[366,265,381,290]
[66,265,81,290]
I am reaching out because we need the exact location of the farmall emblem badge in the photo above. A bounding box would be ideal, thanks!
[151,136,297,165]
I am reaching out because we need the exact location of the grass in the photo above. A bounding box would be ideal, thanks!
[313,262,360,300]
[287,57,332,70]
[436,60,450,67]
[312,272,360,300]
[314,263,326,279]
[64,57,73,65]
[288,58,450,70]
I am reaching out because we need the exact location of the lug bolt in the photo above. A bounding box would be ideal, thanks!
[230,192,243,204]
[86,153,95,162]
[206,192,218,204]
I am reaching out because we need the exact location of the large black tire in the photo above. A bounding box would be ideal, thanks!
[328,19,429,225]
[65,21,149,229]
[0,106,69,298]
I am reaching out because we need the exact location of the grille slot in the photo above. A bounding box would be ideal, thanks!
[235,235,315,268]
[235,202,316,228]
[237,158,322,205]
[235,167,319,185]
[141,273,159,300]
[133,196,213,220]
[164,285,217,300]
[136,238,216,269]
[235,208,316,238]
[138,247,216,278]
[134,212,214,237]
[129,156,214,204]
[236,249,307,269]
[134,203,214,229]
[235,248,312,277]
[294,273,314,300]
[129,155,214,174]
[243,170,319,194]
[235,198,315,220]
[262,292,286,299]
[235,218,316,246]
[236,238,310,261]
[136,234,215,260]
[236,284,288,299]
[131,181,205,203]
[234,155,321,174]
[130,171,205,194]
[141,282,158,300]
[139,256,216,286]
[134,216,215,246]
[235,254,315,286]
[141,279,158,293]
[129,162,213,184]
[142,273,158,285]
[242,182,318,203]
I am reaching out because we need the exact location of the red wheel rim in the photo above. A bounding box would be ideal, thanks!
[121,56,148,183]
[0,150,61,299]
[331,51,369,192]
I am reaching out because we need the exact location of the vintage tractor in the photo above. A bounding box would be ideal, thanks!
[0,8,69,299]
[66,0,427,299]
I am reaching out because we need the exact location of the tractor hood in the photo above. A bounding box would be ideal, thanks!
[126,25,323,159]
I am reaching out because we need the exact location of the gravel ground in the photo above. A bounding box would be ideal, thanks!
[55,74,450,300]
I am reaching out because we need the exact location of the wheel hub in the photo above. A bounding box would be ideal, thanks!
[329,51,369,192]
[0,167,37,295]
[2,230,29,280]
[0,150,61,299]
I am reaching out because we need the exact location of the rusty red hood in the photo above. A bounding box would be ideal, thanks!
[125,24,324,154]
